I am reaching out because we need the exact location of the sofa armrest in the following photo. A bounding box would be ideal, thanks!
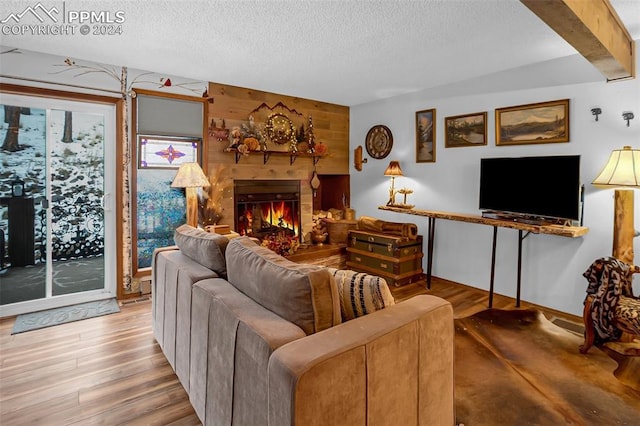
[190,278,307,425]
[151,247,219,387]
[268,295,454,426]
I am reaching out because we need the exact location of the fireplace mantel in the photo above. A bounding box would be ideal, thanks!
[228,148,327,165]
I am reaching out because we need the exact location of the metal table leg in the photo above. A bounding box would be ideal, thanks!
[517,230,523,307]
[489,226,498,308]
[426,217,435,289]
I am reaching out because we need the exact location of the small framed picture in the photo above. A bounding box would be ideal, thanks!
[445,112,487,148]
[495,99,570,146]
[416,108,436,163]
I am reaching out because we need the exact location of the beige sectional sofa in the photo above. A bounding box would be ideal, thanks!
[152,225,455,425]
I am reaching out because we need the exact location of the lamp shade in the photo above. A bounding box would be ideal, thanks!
[592,146,640,188]
[384,160,403,177]
[171,162,210,188]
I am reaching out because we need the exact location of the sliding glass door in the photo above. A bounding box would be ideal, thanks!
[0,93,116,317]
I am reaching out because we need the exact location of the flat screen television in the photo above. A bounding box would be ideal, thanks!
[479,155,581,223]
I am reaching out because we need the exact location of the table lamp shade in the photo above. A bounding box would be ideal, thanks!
[171,162,209,228]
[171,163,210,188]
[384,161,403,177]
[592,146,640,265]
[384,160,403,206]
[592,146,640,188]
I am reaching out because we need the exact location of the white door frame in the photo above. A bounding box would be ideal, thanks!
[0,93,117,318]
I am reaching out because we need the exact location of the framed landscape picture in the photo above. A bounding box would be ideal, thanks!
[416,108,436,163]
[495,99,569,146]
[445,111,487,148]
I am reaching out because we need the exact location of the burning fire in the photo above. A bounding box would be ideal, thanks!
[239,201,299,237]
[266,202,296,231]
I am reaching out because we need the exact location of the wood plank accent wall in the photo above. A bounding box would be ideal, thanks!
[205,82,350,239]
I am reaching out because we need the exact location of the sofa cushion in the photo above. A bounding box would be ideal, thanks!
[225,236,341,335]
[174,224,229,278]
[327,268,396,321]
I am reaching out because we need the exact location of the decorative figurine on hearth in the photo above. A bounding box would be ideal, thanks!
[311,211,329,245]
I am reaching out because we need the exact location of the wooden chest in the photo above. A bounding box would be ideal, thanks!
[346,230,424,287]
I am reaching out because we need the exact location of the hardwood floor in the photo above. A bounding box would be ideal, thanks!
[0,278,583,425]
[392,276,585,327]
[0,297,200,426]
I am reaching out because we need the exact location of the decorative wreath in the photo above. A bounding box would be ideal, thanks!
[265,113,298,150]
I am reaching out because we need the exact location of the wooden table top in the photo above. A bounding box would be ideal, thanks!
[378,205,589,238]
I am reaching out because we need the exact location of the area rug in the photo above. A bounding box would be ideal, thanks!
[11,298,120,334]
[454,308,640,425]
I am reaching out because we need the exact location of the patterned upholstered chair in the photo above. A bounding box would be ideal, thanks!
[580,257,640,355]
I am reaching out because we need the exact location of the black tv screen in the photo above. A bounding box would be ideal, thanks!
[479,155,581,221]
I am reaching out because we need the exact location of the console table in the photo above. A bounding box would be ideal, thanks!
[378,205,589,307]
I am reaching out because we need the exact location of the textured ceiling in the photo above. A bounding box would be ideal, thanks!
[2,0,639,106]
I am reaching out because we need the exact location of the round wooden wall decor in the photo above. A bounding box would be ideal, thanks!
[365,125,393,159]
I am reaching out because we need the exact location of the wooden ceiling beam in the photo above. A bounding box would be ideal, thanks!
[520,0,635,81]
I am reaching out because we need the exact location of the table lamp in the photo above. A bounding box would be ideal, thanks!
[384,160,403,206]
[171,162,210,228]
[592,146,640,264]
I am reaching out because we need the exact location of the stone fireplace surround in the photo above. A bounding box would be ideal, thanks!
[211,161,314,245]
[211,160,349,247]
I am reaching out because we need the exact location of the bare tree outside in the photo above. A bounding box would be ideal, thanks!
[2,106,21,152]
[61,111,73,143]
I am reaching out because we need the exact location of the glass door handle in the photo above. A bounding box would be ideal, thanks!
[101,194,111,211]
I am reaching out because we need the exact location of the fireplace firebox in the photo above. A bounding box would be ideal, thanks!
[234,180,301,240]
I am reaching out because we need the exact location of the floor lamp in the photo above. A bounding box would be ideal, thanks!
[592,146,640,264]
[171,162,210,228]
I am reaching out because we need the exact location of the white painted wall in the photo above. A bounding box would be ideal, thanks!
[4,45,639,316]
[350,53,640,316]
